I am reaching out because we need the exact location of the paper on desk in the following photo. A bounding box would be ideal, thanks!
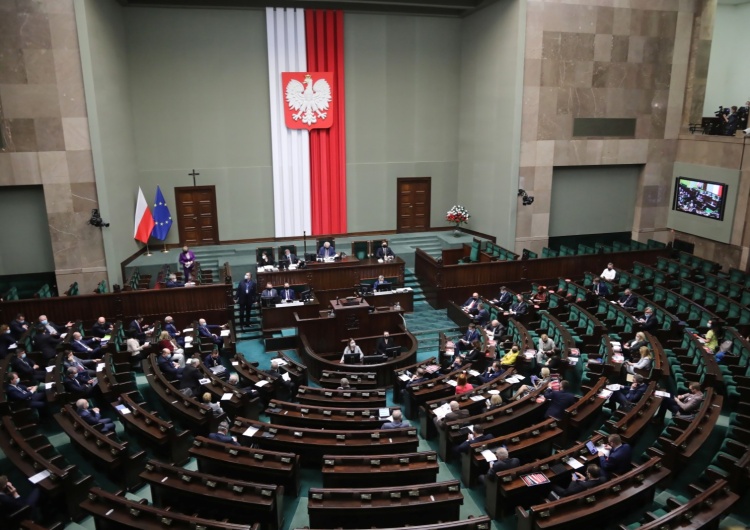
[655,390,671,398]
[198,378,211,385]
[565,457,584,469]
[96,363,105,372]
[275,359,288,366]
[220,329,230,337]
[481,449,497,462]
[468,370,480,377]
[598,389,613,399]
[8,343,17,350]
[255,380,270,387]
[470,395,485,402]
[221,393,234,401]
[115,404,131,415]
[29,470,51,484]
[183,328,193,333]
[231,361,239,366]
[185,343,193,349]
[606,384,621,391]
[399,374,411,382]
[282,372,291,382]
[60,333,67,339]
[184,336,193,343]
[433,403,452,420]
[46,365,55,373]
[243,426,259,437]
[568,357,579,365]
[446,380,458,387]
[505,375,521,384]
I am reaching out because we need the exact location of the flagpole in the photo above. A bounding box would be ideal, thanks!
[162,244,169,253]
[146,243,152,257]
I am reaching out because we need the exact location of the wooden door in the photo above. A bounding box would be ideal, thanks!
[174,186,219,246]
[397,177,431,232]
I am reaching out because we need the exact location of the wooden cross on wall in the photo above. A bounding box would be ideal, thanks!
[189,169,200,186]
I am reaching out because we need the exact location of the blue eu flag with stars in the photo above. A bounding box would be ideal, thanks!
[151,186,172,241]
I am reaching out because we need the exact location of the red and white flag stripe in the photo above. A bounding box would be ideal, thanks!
[133,186,155,244]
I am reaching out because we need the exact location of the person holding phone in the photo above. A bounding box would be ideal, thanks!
[0,474,41,513]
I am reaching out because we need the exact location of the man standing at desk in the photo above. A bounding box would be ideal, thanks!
[280,283,296,302]
[376,240,395,260]
[340,339,363,363]
[236,272,256,330]
[318,241,336,258]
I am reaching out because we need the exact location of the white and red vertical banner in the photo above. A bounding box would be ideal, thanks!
[267,8,347,237]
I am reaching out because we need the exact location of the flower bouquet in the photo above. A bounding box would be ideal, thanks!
[446,205,470,235]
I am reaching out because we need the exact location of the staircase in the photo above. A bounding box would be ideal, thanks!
[231,282,264,341]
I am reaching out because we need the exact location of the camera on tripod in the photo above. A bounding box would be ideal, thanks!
[89,209,110,228]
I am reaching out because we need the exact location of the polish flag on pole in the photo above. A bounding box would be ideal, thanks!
[134,187,155,244]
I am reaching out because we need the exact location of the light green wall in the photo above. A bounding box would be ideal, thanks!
[0,186,55,275]
[124,8,274,244]
[76,0,141,285]
[457,0,524,245]
[549,166,640,237]
[667,162,740,244]
[344,14,461,232]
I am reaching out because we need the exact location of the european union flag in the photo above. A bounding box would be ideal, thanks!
[151,186,173,241]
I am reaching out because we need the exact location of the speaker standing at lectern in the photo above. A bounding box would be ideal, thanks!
[318,241,336,258]
[376,240,395,260]
[340,339,363,364]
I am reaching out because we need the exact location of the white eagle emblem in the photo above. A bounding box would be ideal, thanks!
[285,74,332,126]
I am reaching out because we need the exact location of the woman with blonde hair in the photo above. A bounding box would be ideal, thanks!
[625,346,652,375]
[513,367,551,400]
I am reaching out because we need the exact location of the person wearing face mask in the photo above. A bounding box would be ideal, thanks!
[280,283,296,302]
[163,316,184,346]
[197,318,225,350]
[37,314,73,336]
[0,324,17,360]
[234,272,256,330]
[340,339,363,364]
[10,313,30,340]
[373,275,391,291]
[64,350,98,378]
[375,240,395,260]
[5,372,46,410]
[32,324,63,361]
[11,349,47,383]
[179,245,196,282]
[91,316,113,338]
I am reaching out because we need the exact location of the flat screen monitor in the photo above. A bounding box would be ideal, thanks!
[672,177,728,221]
[300,289,312,302]
[363,354,387,365]
[260,296,275,308]
[376,283,392,292]
[359,283,373,295]
[343,353,361,364]
[385,346,402,358]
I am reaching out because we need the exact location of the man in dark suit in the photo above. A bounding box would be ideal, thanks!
[591,277,609,296]
[462,340,484,364]
[550,464,605,498]
[453,424,493,456]
[10,350,46,383]
[375,240,395,260]
[235,272,257,329]
[381,410,409,429]
[0,325,16,360]
[129,315,152,343]
[598,434,632,478]
[266,359,296,400]
[70,332,102,359]
[376,331,393,355]
[543,380,577,420]
[0,475,42,514]
[609,375,647,411]
[32,326,62,361]
[479,447,521,484]
[163,316,184,346]
[507,294,528,316]
[434,400,469,429]
[37,315,73,336]
[462,292,481,315]
[208,423,239,445]
[485,319,506,342]
[279,283,296,302]
[10,314,30,340]
[281,248,298,266]
[373,275,391,290]
[165,273,185,288]
[157,349,183,380]
[63,367,96,398]
[5,372,46,410]
[198,319,224,350]
[495,287,513,309]
[478,361,504,384]
[261,283,278,299]
[76,398,115,433]
[91,317,113,338]
[179,359,202,397]
[318,241,336,258]
[64,351,97,378]
[618,289,637,309]
[474,303,490,326]
[457,323,480,353]
[638,307,658,332]
[405,367,429,387]
[204,349,223,370]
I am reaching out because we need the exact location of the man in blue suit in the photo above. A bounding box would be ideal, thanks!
[452,424,493,456]
[165,273,185,288]
[70,331,102,358]
[279,283,296,302]
[591,278,609,296]
[474,303,490,326]
[208,422,239,445]
[375,241,395,260]
[598,434,632,477]
[543,380,577,420]
[637,307,658,333]
[281,248,298,266]
[381,410,409,429]
[495,287,513,309]
[63,367,96,398]
[9,314,30,340]
[10,350,46,383]
[5,372,46,410]
[163,316,184,346]
[157,349,183,380]
[462,292,480,315]
[456,323,480,353]
[618,289,637,309]
[318,241,336,258]
[608,375,647,411]
[235,272,256,329]
[478,362,505,384]
[76,399,115,433]
[197,318,224,350]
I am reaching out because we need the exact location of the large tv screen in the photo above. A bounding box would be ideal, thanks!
[672,177,728,221]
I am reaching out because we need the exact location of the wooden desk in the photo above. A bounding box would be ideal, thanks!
[321,452,440,488]
[295,517,493,530]
[266,400,400,430]
[261,300,321,331]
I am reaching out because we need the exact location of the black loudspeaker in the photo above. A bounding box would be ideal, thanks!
[673,239,694,254]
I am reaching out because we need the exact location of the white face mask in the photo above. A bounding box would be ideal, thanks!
[350,343,355,348]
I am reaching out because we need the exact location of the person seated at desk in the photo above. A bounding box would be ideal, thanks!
[179,245,195,282]
[166,273,185,288]
[485,393,503,411]
[434,400,468,429]
[455,373,474,395]
[204,349,223,370]
[10,313,30,340]
[203,392,224,417]
[549,464,605,499]
[0,325,16,360]
[340,339,363,364]
[76,398,115,433]
[601,262,617,281]
[282,248,298,266]
[505,294,528,317]
[266,359,297,400]
[198,318,225,350]
[493,286,513,309]
[444,356,465,373]
[126,330,149,363]
[37,314,73,336]
[654,382,704,425]
[598,434,632,478]
[318,241,336,259]
[129,315,153,343]
[64,350,98,379]
[462,292,481,315]
[227,373,259,397]
[608,374,647,411]
[338,377,351,390]
[542,380,577,420]
[479,447,520,485]
[406,367,429,387]
[5,372,46,410]
[376,240,395,260]
[91,317,113,338]
[259,251,275,267]
[618,289,637,309]
[637,307,658,332]
[70,331,102,359]
[381,409,409,429]
[473,303,490,326]
[531,285,548,304]
[209,422,239,446]
[462,340,484,364]
[622,331,647,359]
[279,283,296,302]
[10,349,47,383]
[486,319,505,342]
[453,424,492,456]
[261,283,278,300]
[158,331,185,367]
[373,275,391,291]
[376,331,393,355]
[0,474,42,516]
[536,333,556,365]
[591,277,609,296]
[456,323,480,353]
[478,361,504,384]
[63,367,97,398]
[624,346,652,375]
[703,320,723,352]
[32,326,62,361]
[180,358,202,397]
[157,348,183,380]
[163,316,184,346]
[499,345,520,367]
[512,367,552,400]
